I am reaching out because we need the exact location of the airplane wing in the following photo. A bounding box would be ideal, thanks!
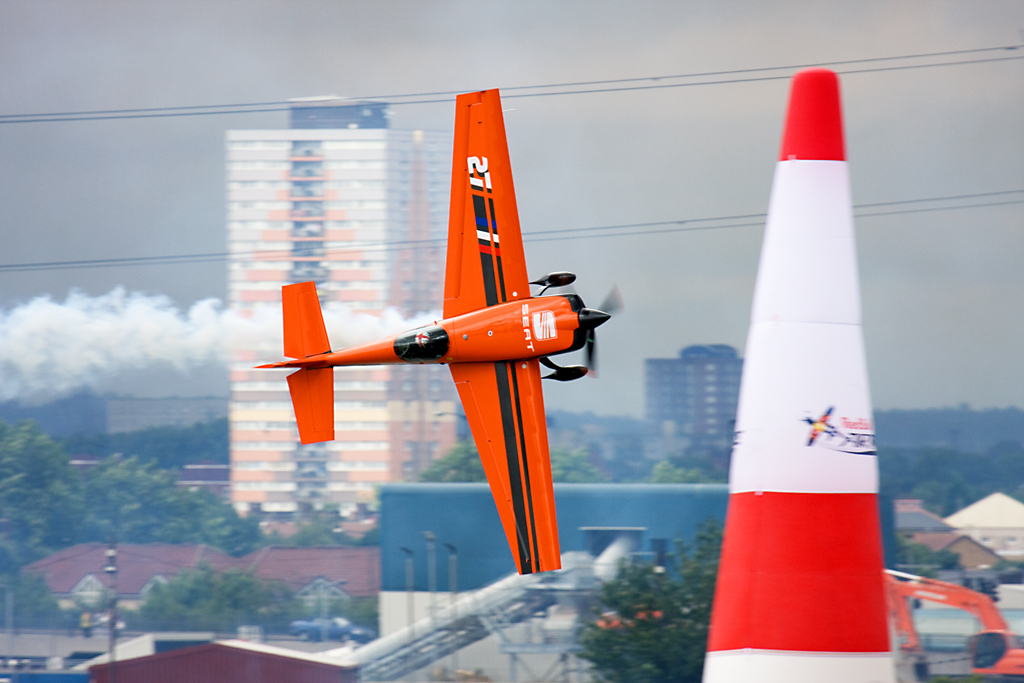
[449,359,561,574]
[443,89,531,319]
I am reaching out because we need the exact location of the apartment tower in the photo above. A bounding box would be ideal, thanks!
[226,101,456,516]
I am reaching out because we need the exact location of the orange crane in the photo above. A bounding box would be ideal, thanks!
[885,569,1024,679]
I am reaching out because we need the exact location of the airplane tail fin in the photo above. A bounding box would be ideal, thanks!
[281,282,334,444]
[283,281,332,359]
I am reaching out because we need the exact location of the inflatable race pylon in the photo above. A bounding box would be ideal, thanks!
[703,69,895,683]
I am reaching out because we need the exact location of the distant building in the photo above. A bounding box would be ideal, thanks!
[378,482,728,595]
[24,543,381,610]
[375,483,728,681]
[88,640,356,683]
[945,492,1024,559]
[177,463,231,498]
[244,546,380,606]
[910,532,1001,570]
[226,100,457,516]
[0,394,227,436]
[105,397,228,433]
[0,392,106,436]
[644,345,742,450]
[23,543,237,609]
[894,499,954,534]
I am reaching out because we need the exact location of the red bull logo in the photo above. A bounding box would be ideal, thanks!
[803,406,875,455]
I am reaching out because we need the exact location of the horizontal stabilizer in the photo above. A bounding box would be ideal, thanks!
[283,281,331,359]
[287,368,334,444]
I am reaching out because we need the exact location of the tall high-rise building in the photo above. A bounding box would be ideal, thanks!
[226,101,456,516]
[645,344,743,450]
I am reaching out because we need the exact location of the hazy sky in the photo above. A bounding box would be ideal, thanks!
[0,1,1021,416]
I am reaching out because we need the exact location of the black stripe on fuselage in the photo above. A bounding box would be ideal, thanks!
[509,362,541,566]
[494,361,534,573]
[488,197,507,303]
[473,193,499,306]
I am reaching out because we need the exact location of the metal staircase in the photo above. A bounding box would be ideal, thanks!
[330,552,598,681]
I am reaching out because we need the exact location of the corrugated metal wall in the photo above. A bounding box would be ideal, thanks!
[379,482,730,591]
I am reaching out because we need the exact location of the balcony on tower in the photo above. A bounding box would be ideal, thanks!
[290,181,325,199]
[292,241,326,259]
[290,140,323,160]
[290,160,324,180]
[291,201,325,219]
[290,261,329,284]
[293,221,324,238]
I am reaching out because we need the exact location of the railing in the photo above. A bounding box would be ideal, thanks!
[333,553,594,681]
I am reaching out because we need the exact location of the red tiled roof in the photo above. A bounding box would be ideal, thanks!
[239,546,380,597]
[23,543,237,596]
[911,532,998,557]
[25,543,382,599]
[911,532,961,552]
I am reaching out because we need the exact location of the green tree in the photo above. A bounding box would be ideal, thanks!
[159,486,264,557]
[282,513,377,547]
[648,460,708,484]
[82,455,183,543]
[2,571,63,628]
[579,521,722,683]
[82,455,262,556]
[419,441,486,482]
[0,421,84,564]
[550,447,608,483]
[135,564,295,631]
[60,418,229,469]
[896,534,961,575]
[878,443,1024,516]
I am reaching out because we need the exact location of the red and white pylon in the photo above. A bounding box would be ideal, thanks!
[702,69,895,683]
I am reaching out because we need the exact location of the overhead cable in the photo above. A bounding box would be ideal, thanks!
[0,45,1020,124]
[0,189,1020,273]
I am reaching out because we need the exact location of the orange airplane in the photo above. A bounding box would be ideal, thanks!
[258,89,614,575]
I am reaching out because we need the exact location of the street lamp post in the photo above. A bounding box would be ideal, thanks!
[400,547,415,642]
[423,531,436,626]
[444,543,458,676]
[104,539,118,683]
[316,579,348,643]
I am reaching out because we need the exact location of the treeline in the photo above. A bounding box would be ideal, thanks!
[60,417,229,469]
[1,418,380,630]
[0,420,259,571]
[878,441,1024,516]
[130,564,377,633]
[1,419,382,568]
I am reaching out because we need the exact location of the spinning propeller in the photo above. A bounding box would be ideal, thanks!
[583,285,623,377]
[529,273,621,381]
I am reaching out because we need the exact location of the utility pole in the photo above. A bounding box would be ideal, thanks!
[444,543,458,676]
[104,538,118,683]
[319,580,329,644]
[400,547,415,641]
[423,531,436,626]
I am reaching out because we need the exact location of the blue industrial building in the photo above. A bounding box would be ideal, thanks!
[379,483,729,592]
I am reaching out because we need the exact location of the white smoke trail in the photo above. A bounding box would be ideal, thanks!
[0,288,439,402]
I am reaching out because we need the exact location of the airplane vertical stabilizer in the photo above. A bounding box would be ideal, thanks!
[283,281,332,359]
[703,69,895,683]
[281,282,335,444]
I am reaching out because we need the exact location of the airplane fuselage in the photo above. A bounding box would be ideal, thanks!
[261,293,604,370]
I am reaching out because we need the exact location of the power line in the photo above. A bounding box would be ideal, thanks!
[1,190,1019,274]
[527,198,1024,244]
[497,54,1024,103]
[1,45,1020,124]
[338,44,1024,99]
[526,190,1024,238]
